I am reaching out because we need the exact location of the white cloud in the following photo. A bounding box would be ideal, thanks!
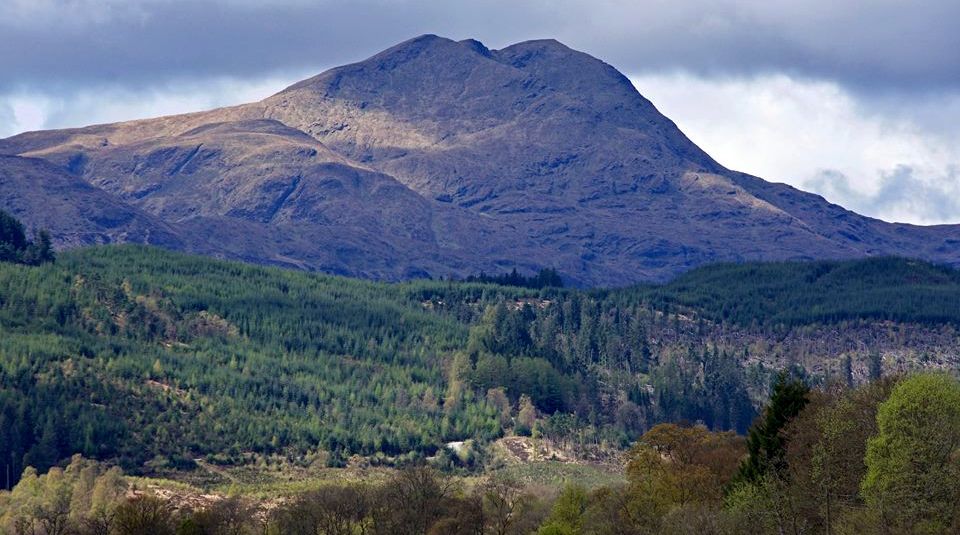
[0,101,16,138]
[0,70,315,136]
[807,166,960,225]
[630,72,960,224]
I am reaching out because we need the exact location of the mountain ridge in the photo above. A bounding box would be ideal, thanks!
[2,34,958,285]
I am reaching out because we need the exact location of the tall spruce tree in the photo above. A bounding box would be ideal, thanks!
[0,209,28,262]
[736,372,810,483]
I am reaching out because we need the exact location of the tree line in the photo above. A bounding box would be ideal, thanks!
[463,268,564,289]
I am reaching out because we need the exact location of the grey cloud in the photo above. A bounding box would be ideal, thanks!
[1,0,958,95]
[807,166,960,224]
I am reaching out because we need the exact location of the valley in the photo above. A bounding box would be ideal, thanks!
[1,27,959,534]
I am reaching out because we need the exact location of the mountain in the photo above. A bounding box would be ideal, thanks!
[2,35,959,285]
[0,155,182,249]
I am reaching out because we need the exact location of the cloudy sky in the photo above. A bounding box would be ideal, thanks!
[2,0,958,224]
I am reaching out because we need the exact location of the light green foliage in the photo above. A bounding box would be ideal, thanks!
[723,476,777,530]
[802,380,893,532]
[537,484,588,535]
[862,373,960,532]
[0,455,127,534]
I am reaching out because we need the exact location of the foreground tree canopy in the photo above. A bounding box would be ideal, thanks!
[862,373,960,532]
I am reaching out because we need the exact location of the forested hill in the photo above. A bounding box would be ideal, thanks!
[626,257,960,327]
[1,246,959,487]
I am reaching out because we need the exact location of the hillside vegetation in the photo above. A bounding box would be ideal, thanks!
[2,245,960,489]
[2,373,959,534]
[633,257,960,327]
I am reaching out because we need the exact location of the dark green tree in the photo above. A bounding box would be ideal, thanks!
[0,209,28,262]
[0,210,55,265]
[735,372,810,484]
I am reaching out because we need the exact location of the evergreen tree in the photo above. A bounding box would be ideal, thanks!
[0,209,28,262]
[0,210,55,265]
[736,373,810,484]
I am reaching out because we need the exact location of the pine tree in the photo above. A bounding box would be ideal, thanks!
[735,372,810,483]
[27,416,62,473]
[0,210,55,265]
[0,209,28,262]
[36,229,55,264]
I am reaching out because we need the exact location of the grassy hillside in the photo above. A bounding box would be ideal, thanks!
[2,246,959,487]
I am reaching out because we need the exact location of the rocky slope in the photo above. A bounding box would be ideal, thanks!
[2,35,958,285]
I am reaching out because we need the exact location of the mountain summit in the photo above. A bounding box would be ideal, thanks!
[2,35,958,285]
